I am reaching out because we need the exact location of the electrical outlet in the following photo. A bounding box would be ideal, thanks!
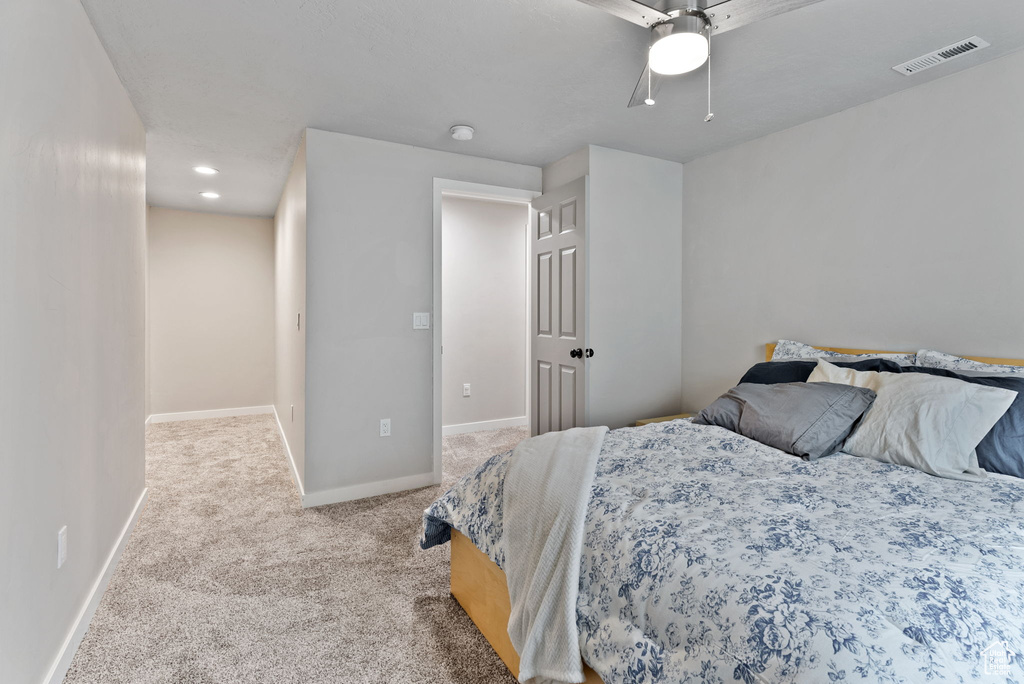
[57,526,67,569]
[380,418,391,437]
[463,383,471,397]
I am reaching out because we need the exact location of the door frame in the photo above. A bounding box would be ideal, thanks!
[432,179,541,483]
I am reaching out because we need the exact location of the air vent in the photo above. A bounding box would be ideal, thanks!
[893,36,990,76]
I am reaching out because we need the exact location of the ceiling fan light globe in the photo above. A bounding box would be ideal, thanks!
[649,32,708,75]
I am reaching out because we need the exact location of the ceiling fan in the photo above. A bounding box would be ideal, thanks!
[576,0,826,116]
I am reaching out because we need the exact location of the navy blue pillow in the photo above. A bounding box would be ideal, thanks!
[902,366,1024,479]
[739,358,905,386]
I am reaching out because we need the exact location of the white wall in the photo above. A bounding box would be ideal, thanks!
[302,129,541,502]
[0,1,147,681]
[147,207,274,416]
[441,196,527,429]
[542,146,684,429]
[145,213,152,419]
[274,135,307,487]
[588,147,684,429]
[680,50,1024,411]
[542,146,589,193]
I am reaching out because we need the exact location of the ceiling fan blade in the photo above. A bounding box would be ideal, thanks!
[627,63,663,108]
[703,0,826,34]
[576,0,670,28]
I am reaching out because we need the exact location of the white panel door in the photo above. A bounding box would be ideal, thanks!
[530,177,586,436]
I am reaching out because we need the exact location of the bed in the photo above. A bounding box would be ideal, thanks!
[423,345,1024,683]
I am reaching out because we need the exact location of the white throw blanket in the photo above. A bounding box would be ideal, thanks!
[503,426,609,684]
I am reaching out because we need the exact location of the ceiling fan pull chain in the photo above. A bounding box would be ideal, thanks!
[645,63,655,106]
[704,24,714,122]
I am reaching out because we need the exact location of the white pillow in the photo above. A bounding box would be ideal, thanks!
[771,340,916,366]
[807,360,1017,481]
[916,349,1024,376]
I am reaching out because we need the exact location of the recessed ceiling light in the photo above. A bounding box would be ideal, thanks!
[199,191,220,199]
[450,125,474,141]
[193,166,219,175]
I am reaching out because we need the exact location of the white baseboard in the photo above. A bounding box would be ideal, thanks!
[442,416,528,436]
[44,487,149,684]
[147,405,274,423]
[301,471,438,509]
[272,405,305,500]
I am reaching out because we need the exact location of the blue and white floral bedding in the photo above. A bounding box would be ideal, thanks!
[422,420,1024,683]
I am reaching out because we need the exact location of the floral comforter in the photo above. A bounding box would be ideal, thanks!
[422,420,1024,683]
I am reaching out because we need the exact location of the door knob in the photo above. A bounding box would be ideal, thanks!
[570,348,583,359]
[586,348,594,358]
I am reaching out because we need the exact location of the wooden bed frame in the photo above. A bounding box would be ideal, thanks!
[450,343,1024,683]
[450,529,604,683]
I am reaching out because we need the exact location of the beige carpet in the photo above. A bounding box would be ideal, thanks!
[64,415,526,683]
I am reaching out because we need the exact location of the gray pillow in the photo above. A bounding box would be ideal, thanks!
[694,382,877,460]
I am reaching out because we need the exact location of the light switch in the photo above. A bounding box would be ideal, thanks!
[413,312,431,330]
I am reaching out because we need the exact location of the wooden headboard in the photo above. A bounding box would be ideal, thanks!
[765,343,1024,367]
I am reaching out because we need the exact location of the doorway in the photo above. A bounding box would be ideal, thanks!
[432,180,539,481]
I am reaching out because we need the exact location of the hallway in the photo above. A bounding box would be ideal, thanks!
[64,416,525,683]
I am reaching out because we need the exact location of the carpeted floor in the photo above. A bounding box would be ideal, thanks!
[64,415,526,683]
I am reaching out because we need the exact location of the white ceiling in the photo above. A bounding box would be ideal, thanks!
[81,0,1024,217]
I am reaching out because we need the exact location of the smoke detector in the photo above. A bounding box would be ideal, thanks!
[893,36,990,76]
[450,125,474,141]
